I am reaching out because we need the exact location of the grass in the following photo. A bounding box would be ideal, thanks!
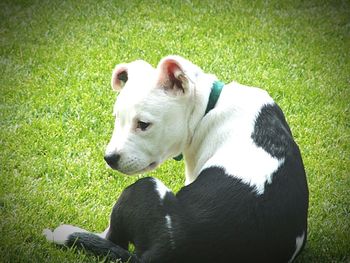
[0,0,349,262]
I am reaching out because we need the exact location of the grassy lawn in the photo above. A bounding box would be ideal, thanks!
[1,0,349,262]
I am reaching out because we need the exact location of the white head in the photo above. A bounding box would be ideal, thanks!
[104,55,204,175]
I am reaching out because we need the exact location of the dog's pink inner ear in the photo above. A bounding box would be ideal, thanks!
[167,63,185,93]
[111,65,128,91]
[158,60,187,95]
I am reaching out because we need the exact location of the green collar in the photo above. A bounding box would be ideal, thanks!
[173,80,225,161]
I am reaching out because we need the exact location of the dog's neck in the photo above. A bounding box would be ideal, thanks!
[174,80,225,162]
[179,73,223,182]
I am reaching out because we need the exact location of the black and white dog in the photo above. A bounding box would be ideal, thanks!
[44,55,308,262]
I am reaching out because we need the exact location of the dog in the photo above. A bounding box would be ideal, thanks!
[44,55,309,262]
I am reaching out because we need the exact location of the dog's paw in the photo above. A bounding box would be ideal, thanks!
[43,224,87,245]
[43,228,55,243]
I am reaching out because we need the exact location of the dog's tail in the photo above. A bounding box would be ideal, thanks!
[66,232,140,263]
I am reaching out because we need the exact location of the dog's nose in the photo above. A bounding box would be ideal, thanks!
[104,153,121,169]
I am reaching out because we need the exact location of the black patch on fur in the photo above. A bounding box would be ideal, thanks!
[66,232,140,262]
[107,177,180,263]
[64,164,308,262]
[175,165,308,262]
[252,103,294,158]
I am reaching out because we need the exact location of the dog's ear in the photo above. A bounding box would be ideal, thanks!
[157,55,200,95]
[111,64,128,91]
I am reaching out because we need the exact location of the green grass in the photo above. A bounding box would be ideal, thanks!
[1,0,349,262]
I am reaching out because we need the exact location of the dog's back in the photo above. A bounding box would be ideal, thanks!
[158,84,308,262]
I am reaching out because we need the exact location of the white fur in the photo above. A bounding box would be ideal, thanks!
[165,214,176,250]
[105,60,159,174]
[43,224,109,245]
[97,226,110,239]
[153,178,171,200]
[43,224,87,245]
[107,56,282,194]
[184,82,283,194]
[106,56,215,175]
[289,232,305,263]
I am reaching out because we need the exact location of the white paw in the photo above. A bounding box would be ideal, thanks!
[43,224,87,245]
[43,228,54,242]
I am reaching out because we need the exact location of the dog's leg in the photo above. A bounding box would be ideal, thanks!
[43,223,139,262]
[106,177,179,262]
[44,177,178,262]
[43,224,88,245]
[43,224,112,245]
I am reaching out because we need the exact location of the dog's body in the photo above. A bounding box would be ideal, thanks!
[44,56,308,262]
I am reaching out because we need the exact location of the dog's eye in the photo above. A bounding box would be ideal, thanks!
[137,121,151,131]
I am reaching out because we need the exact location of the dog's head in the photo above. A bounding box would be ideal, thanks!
[104,56,203,175]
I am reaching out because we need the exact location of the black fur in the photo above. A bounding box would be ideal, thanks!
[67,232,140,262]
[65,102,308,262]
[252,103,293,158]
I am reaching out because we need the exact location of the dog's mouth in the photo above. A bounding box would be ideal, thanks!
[122,161,158,175]
[137,162,158,174]
[149,161,157,168]
[141,161,157,172]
